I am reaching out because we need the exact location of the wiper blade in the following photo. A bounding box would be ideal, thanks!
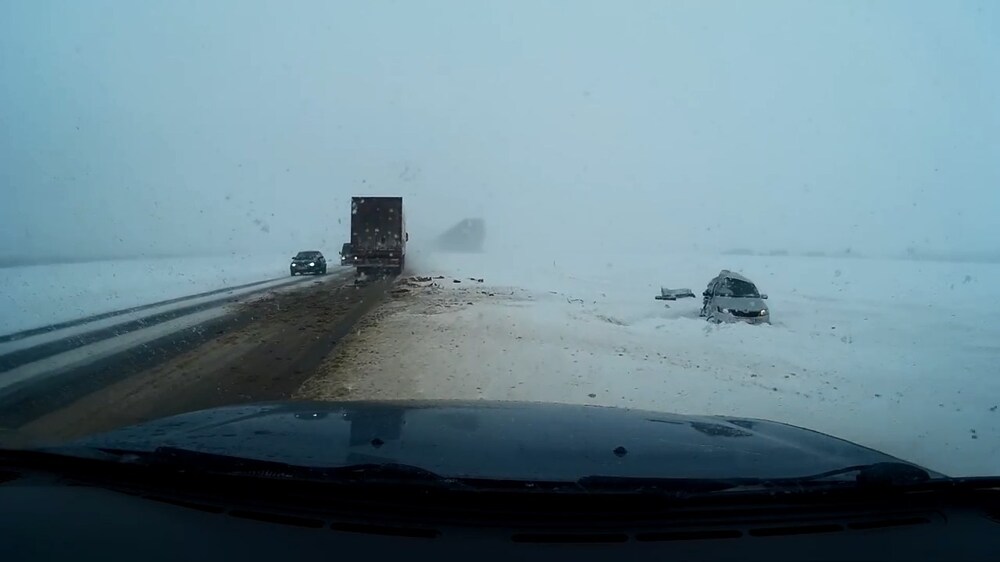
[577,475,746,494]
[578,462,933,496]
[96,446,456,486]
[769,462,931,488]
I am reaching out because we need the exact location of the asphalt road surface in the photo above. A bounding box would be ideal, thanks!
[0,268,395,445]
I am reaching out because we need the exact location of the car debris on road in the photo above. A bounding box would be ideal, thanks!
[654,287,696,301]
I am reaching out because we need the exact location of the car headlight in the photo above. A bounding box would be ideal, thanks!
[309,262,315,266]
[717,306,730,314]
[759,310,768,316]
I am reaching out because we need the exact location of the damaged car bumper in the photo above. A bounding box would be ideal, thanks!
[712,309,771,325]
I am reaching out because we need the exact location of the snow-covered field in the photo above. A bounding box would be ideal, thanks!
[303,249,1000,477]
[0,254,301,335]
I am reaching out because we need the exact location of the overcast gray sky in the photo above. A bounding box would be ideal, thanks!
[1,0,998,259]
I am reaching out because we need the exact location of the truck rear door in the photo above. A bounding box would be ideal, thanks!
[351,197,404,255]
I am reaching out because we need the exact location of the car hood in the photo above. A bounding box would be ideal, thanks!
[64,400,936,481]
[712,295,768,312]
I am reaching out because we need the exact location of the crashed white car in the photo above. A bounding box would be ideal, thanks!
[700,270,770,324]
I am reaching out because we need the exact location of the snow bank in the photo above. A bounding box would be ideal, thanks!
[0,254,297,334]
[306,249,1000,477]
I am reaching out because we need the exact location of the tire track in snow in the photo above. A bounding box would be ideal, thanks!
[0,273,345,373]
[0,275,293,343]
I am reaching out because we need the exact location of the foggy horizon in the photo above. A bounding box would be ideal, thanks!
[3,1,998,261]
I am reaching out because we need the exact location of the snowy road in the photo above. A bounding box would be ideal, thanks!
[0,254,302,335]
[7,270,394,444]
[0,267,356,430]
[2,275,308,356]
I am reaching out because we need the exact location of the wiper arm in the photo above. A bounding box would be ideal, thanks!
[577,475,747,494]
[578,462,933,496]
[768,462,931,488]
[96,446,456,486]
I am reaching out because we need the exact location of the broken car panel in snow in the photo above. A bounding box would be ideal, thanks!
[655,287,696,301]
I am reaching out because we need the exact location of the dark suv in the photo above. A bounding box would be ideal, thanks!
[339,243,353,266]
[290,251,327,276]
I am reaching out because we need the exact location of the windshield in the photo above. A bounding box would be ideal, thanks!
[716,279,759,298]
[0,1,996,485]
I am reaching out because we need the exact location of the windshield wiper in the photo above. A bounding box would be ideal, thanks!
[578,462,933,496]
[771,462,931,487]
[3,447,975,498]
[94,446,458,487]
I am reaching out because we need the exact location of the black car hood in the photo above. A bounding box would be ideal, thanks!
[66,400,936,481]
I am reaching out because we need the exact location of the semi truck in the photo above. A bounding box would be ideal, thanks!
[350,196,407,279]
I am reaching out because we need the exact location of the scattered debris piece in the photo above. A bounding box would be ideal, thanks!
[452,279,461,283]
[655,287,696,301]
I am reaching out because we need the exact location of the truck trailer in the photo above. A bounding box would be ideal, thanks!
[350,196,407,279]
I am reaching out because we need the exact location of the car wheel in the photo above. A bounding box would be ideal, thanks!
[290,270,296,276]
